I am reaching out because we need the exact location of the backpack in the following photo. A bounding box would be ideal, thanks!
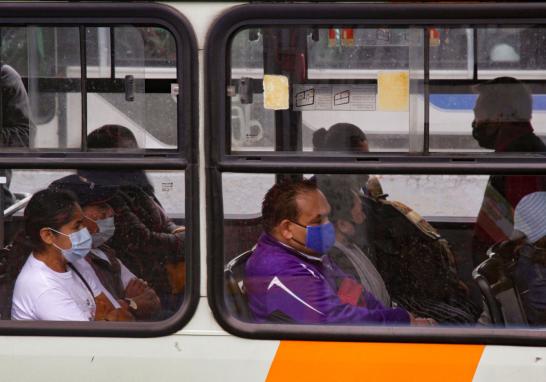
[361,194,481,323]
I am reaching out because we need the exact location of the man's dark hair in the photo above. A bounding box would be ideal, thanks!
[262,180,318,233]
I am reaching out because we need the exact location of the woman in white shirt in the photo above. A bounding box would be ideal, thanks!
[11,188,132,321]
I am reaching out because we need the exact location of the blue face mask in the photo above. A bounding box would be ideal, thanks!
[291,221,336,255]
[85,216,115,248]
[49,227,93,263]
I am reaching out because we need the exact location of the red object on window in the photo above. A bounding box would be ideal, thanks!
[430,28,441,47]
[342,28,354,47]
[328,28,338,47]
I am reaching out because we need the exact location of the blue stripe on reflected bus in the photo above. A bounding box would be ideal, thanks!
[430,94,546,111]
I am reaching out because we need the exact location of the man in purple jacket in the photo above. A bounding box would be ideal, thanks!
[245,179,432,325]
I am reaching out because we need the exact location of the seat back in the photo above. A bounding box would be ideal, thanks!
[473,244,527,325]
[224,249,254,321]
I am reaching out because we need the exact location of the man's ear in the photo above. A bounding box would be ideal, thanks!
[39,227,56,246]
[277,219,294,241]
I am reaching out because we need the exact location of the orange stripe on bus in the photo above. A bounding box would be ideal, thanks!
[267,341,484,382]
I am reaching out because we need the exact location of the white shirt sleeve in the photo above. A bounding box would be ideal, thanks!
[33,288,93,321]
[119,259,137,289]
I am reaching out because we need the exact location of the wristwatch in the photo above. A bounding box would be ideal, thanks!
[125,298,138,311]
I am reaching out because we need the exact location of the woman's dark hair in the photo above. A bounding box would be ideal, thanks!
[87,124,138,149]
[24,189,78,252]
[313,123,367,151]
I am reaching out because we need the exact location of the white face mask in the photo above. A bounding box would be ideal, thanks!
[49,227,93,263]
[86,216,115,248]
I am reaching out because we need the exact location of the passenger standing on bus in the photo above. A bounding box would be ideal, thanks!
[11,189,132,321]
[49,175,161,320]
[0,64,34,207]
[245,180,434,325]
[472,77,546,266]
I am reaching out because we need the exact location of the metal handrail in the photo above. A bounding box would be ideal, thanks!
[4,192,32,218]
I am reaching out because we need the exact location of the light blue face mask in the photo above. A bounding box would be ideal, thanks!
[85,216,115,248]
[291,221,336,255]
[49,227,93,263]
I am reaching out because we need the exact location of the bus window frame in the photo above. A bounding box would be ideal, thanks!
[0,2,199,338]
[206,3,546,345]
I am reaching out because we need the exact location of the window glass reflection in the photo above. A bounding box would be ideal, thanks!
[224,172,546,327]
[0,168,185,321]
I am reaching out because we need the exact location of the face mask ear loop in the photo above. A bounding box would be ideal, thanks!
[47,227,67,236]
[51,242,68,253]
[83,215,97,223]
[288,220,308,247]
[291,236,307,247]
[47,228,71,252]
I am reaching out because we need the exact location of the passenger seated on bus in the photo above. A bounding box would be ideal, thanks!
[78,125,185,315]
[317,175,390,307]
[361,188,482,324]
[48,175,161,320]
[11,189,133,321]
[313,123,369,153]
[313,123,372,194]
[82,124,158,197]
[472,77,546,266]
[509,191,546,325]
[244,180,435,326]
[312,123,378,252]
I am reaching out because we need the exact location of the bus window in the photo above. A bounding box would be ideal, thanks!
[0,24,179,151]
[87,26,177,147]
[1,168,186,322]
[228,24,546,155]
[0,2,197,337]
[430,28,473,80]
[430,27,546,152]
[229,26,425,153]
[208,3,546,343]
[220,171,546,328]
[477,27,546,78]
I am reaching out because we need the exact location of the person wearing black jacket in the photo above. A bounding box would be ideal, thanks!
[472,77,546,266]
[1,64,34,207]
